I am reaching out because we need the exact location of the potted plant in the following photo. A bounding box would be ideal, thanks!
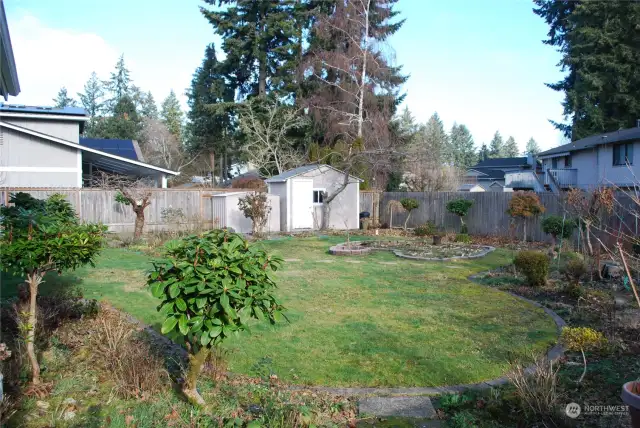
[622,380,640,428]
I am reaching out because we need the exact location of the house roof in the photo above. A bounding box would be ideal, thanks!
[0,0,19,100]
[80,138,143,161]
[0,120,178,177]
[458,183,483,191]
[473,157,529,168]
[0,103,87,118]
[265,164,363,183]
[468,168,505,180]
[538,127,640,158]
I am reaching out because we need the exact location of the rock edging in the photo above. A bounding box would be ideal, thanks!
[392,245,495,262]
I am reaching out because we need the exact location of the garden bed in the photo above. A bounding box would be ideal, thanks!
[358,239,495,261]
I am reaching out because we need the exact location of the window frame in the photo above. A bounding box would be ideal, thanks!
[565,155,572,168]
[312,188,326,205]
[613,143,634,166]
[551,158,558,169]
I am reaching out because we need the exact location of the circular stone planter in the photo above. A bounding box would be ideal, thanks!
[622,381,640,428]
[329,241,372,256]
[331,240,496,261]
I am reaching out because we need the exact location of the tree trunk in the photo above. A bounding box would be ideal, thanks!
[577,349,587,383]
[522,219,527,243]
[25,272,43,384]
[134,207,145,239]
[404,211,412,231]
[356,0,371,139]
[585,222,594,256]
[258,55,267,96]
[321,201,330,230]
[183,346,211,406]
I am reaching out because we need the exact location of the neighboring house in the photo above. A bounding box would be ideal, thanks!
[466,155,539,191]
[535,126,640,192]
[0,0,19,100]
[266,164,362,231]
[0,104,178,188]
[457,183,485,192]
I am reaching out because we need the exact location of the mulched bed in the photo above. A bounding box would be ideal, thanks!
[361,239,491,259]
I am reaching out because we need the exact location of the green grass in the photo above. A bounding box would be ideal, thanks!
[1,236,558,388]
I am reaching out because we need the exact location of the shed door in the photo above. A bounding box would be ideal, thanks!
[291,179,314,229]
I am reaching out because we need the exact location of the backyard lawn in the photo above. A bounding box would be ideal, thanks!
[1,236,558,388]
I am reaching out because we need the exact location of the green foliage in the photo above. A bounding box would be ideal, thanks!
[455,234,472,244]
[446,199,474,217]
[488,131,504,158]
[525,138,541,155]
[447,410,478,428]
[160,89,183,140]
[449,123,477,169]
[114,191,131,206]
[503,136,519,157]
[541,216,576,240]
[561,257,587,285]
[386,171,404,191]
[561,327,606,353]
[439,393,473,412]
[52,86,76,109]
[237,192,272,236]
[147,230,286,351]
[534,0,640,140]
[514,251,549,287]
[0,193,106,276]
[414,221,436,237]
[400,198,419,212]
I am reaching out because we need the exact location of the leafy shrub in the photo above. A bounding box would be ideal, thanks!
[414,221,436,237]
[147,229,285,405]
[439,393,473,411]
[561,257,587,285]
[448,411,478,428]
[507,191,545,241]
[400,198,419,230]
[561,327,607,383]
[541,215,576,243]
[454,233,472,244]
[513,251,549,287]
[446,199,474,233]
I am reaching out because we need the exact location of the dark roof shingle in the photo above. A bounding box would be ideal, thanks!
[538,127,640,157]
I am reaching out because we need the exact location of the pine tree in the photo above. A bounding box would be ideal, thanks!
[140,91,158,119]
[478,143,490,162]
[104,54,132,111]
[417,112,448,165]
[395,106,418,144]
[160,90,184,141]
[525,137,541,155]
[449,123,477,169]
[489,131,504,158]
[201,1,299,99]
[77,73,104,117]
[503,136,519,157]
[53,87,76,108]
[534,0,640,140]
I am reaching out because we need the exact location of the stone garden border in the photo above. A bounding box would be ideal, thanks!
[329,240,496,261]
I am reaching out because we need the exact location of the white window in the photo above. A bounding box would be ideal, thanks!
[313,188,325,204]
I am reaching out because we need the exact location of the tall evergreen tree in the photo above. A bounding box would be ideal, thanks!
[53,87,76,108]
[201,1,299,99]
[160,90,184,140]
[104,54,132,110]
[417,112,448,165]
[77,73,104,117]
[187,44,236,176]
[478,143,490,162]
[92,95,141,140]
[449,123,477,169]
[140,91,158,119]
[503,136,519,157]
[525,137,541,155]
[534,0,640,140]
[488,131,504,158]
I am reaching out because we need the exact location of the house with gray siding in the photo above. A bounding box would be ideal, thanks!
[266,165,361,231]
[524,126,640,193]
[465,156,539,191]
[0,104,178,188]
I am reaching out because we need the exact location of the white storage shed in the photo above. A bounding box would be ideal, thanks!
[265,164,362,231]
[210,192,280,234]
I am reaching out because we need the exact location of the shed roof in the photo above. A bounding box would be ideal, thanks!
[265,164,363,183]
[538,127,640,158]
[80,138,143,161]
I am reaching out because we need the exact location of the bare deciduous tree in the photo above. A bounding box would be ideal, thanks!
[303,0,399,229]
[93,172,154,239]
[140,118,200,173]
[238,98,307,175]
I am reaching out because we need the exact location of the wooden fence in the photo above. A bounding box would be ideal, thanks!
[360,191,639,243]
[0,188,239,234]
